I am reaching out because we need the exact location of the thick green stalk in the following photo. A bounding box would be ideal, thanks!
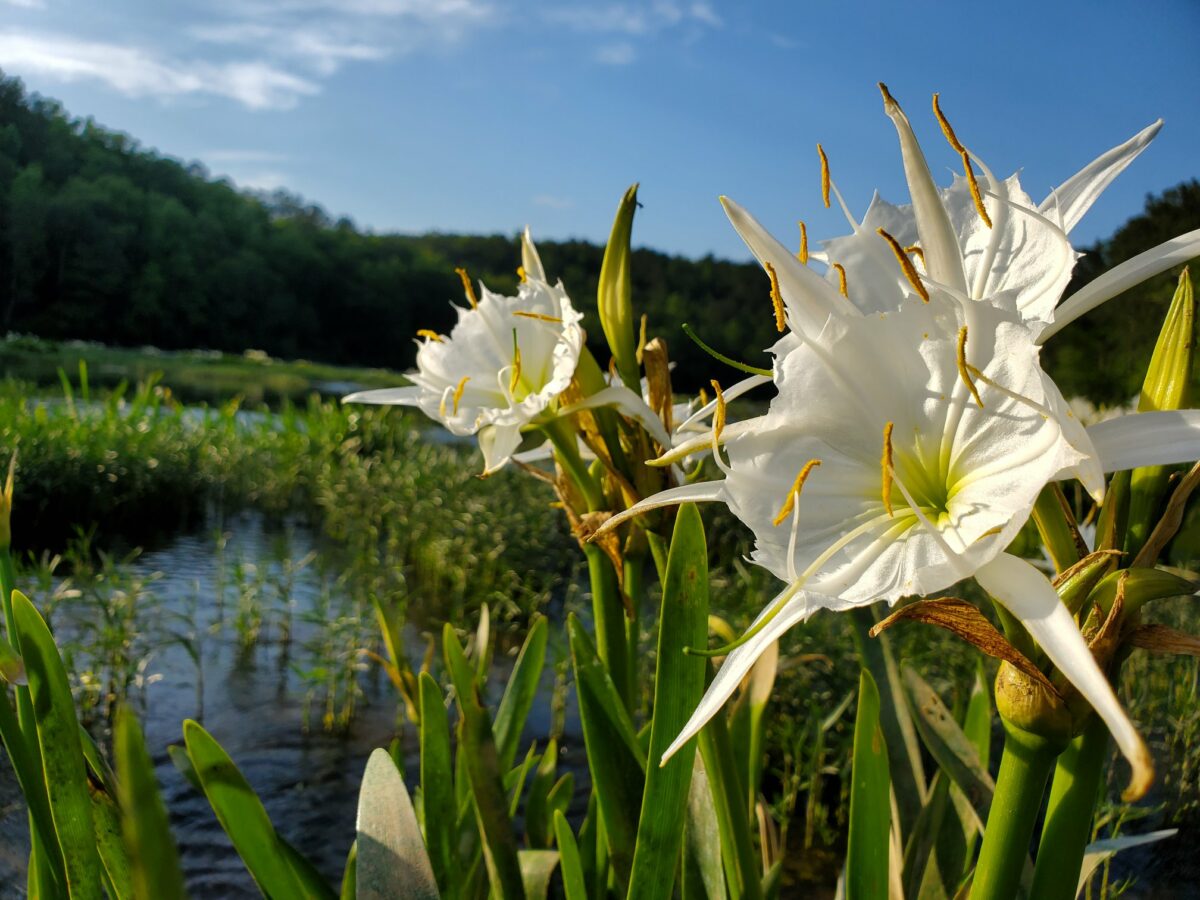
[1029,717,1108,900]
[972,726,1059,900]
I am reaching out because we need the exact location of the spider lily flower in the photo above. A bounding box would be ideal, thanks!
[343,229,584,475]
[598,280,1200,792]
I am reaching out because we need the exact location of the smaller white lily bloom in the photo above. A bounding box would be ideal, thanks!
[344,229,584,475]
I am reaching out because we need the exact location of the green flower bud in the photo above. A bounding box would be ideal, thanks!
[597,184,640,391]
[1126,267,1194,558]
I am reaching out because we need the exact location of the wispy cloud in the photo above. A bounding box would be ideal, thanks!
[532,193,573,209]
[0,30,320,109]
[546,1,721,35]
[594,41,635,65]
[2,0,45,8]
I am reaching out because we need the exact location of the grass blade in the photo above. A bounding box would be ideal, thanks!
[444,624,526,900]
[356,748,439,900]
[418,672,456,897]
[181,719,316,899]
[628,503,709,900]
[518,850,559,900]
[114,708,187,900]
[846,668,890,900]
[13,590,103,899]
[553,811,588,900]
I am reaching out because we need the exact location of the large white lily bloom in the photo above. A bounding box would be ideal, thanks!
[602,88,1200,789]
[344,230,584,475]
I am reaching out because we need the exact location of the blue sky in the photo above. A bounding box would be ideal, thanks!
[1,0,1197,260]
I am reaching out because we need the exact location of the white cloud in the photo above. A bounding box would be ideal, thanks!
[594,41,635,65]
[688,2,721,28]
[0,30,320,109]
[190,22,387,76]
[546,1,721,35]
[532,194,573,209]
[230,170,290,191]
[2,0,45,8]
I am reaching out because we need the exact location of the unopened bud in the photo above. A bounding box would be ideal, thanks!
[598,184,641,391]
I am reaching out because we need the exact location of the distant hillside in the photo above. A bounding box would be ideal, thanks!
[0,70,1195,398]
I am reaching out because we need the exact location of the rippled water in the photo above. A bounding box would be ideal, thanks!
[0,512,584,897]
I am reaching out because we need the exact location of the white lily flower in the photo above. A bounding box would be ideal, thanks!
[600,83,1200,784]
[344,229,584,475]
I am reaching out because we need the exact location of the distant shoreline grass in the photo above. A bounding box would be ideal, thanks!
[0,334,405,408]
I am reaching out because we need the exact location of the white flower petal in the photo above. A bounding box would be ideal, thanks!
[879,87,968,295]
[478,423,525,476]
[1040,120,1163,234]
[342,386,422,406]
[557,384,672,449]
[522,227,547,283]
[594,480,725,536]
[720,195,846,336]
[975,553,1152,799]
[1038,229,1200,344]
[660,585,829,765]
[1087,409,1200,472]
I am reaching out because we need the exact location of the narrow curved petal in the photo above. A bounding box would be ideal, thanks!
[660,586,831,765]
[879,87,968,295]
[975,553,1152,800]
[478,423,525,476]
[522,227,547,283]
[1039,230,1200,343]
[557,384,672,449]
[720,196,846,336]
[342,386,421,406]
[593,480,725,536]
[675,374,772,433]
[1087,409,1200,472]
[1040,121,1163,234]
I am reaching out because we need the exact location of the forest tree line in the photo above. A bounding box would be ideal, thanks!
[0,70,1196,401]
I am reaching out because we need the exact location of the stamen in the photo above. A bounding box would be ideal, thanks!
[765,261,786,332]
[956,326,984,408]
[455,267,479,309]
[904,245,925,265]
[877,228,930,301]
[416,329,444,342]
[773,459,821,526]
[797,221,809,264]
[698,387,709,407]
[452,375,470,415]
[509,329,522,394]
[636,313,648,364]
[881,421,895,517]
[682,324,772,377]
[517,265,527,283]
[710,379,726,445]
[512,311,562,323]
[831,263,848,298]
[817,143,831,208]
[932,93,993,228]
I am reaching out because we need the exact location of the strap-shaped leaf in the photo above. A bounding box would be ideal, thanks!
[493,615,548,771]
[628,503,709,900]
[14,590,104,899]
[518,850,559,900]
[846,668,890,900]
[114,708,187,900]
[553,811,588,900]
[356,749,439,900]
[418,672,456,896]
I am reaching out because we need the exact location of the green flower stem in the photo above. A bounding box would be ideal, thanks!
[623,556,643,713]
[545,422,633,709]
[1029,711,1110,899]
[973,725,1061,900]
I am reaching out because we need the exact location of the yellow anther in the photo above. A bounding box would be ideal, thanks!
[932,93,993,228]
[772,459,821,526]
[517,265,527,283]
[710,379,727,445]
[636,313,648,364]
[765,261,786,333]
[455,266,479,309]
[881,421,895,517]
[416,329,444,342]
[797,221,809,264]
[512,311,562,323]
[509,333,522,394]
[817,143,831,209]
[904,245,925,265]
[697,387,709,407]
[956,326,984,408]
[877,228,930,302]
[878,81,899,109]
[831,262,848,298]
[452,376,470,415]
